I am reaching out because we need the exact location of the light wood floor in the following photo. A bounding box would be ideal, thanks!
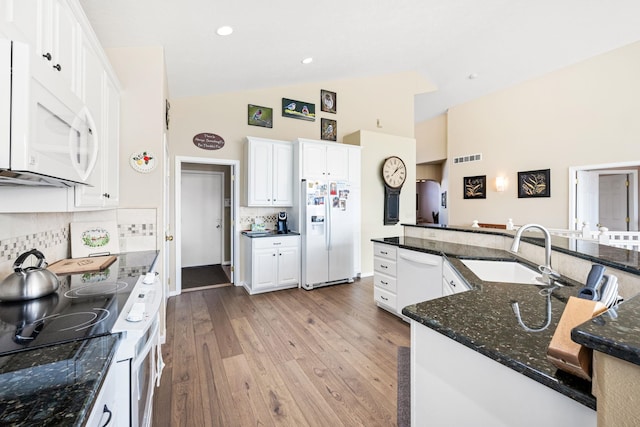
[152,277,410,426]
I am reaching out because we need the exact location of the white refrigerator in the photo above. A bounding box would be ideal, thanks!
[300,179,355,289]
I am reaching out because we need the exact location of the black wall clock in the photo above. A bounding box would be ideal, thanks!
[381,156,406,225]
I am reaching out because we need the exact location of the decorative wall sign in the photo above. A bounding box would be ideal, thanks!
[320,89,336,113]
[248,104,273,128]
[70,221,120,258]
[321,118,337,141]
[282,98,315,121]
[129,151,157,173]
[193,133,225,150]
[463,175,486,199]
[518,168,551,198]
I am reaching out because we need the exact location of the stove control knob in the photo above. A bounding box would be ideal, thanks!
[126,303,146,322]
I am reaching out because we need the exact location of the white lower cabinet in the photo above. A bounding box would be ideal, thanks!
[85,359,123,427]
[442,259,470,296]
[373,243,398,313]
[243,235,300,294]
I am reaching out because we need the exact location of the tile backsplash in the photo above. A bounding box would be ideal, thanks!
[0,208,158,278]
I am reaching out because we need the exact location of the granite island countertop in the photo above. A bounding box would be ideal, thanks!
[372,236,596,409]
[0,335,120,426]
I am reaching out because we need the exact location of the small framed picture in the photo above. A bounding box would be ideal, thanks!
[441,191,447,208]
[463,175,486,199]
[282,98,315,121]
[518,169,551,198]
[248,104,273,128]
[320,89,336,113]
[321,118,337,141]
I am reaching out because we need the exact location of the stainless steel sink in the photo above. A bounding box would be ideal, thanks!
[460,259,541,284]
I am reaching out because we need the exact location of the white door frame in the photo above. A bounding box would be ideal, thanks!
[173,156,240,296]
[569,161,639,231]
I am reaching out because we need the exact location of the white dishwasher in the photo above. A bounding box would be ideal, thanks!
[396,249,443,316]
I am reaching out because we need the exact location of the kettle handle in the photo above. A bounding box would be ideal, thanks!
[13,249,47,273]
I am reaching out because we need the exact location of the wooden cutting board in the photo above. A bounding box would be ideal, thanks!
[48,255,117,275]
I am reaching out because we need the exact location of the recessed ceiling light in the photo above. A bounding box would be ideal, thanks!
[301,57,313,65]
[216,26,233,36]
[468,73,479,80]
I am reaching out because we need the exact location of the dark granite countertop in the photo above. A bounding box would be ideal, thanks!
[241,230,301,238]
[573,296,640,366]
[0,250,159,426]
[0,334,120,426]
[373,236,596,409]
[404,223,640,274]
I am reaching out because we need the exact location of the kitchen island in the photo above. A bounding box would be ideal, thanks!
[377,224,640,426]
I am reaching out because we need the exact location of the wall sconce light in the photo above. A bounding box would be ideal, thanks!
[496,176,507,192]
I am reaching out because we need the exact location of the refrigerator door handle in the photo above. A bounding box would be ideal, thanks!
[326,191,331,250]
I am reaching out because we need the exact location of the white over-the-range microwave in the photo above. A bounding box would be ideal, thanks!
[0,39,97,187]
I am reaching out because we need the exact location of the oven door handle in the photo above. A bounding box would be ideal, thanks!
[132,315,159,372]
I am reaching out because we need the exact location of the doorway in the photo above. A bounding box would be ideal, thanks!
[416,180,441,224]
[569,162,639,232]
[174,157,240,295]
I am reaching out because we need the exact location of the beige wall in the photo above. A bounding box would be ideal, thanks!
[445,41,640,228]
[415,113,447,164]
[168,72,433,283]
[344,130,416,275]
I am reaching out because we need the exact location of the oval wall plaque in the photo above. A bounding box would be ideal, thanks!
[193,133,225,150]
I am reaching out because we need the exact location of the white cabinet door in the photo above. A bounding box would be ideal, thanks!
[102,75,119,206]
[301,142,327,180]
[253,248,278,290]
[1,1,39,42]
[272,142,293,206]
[326,144,348,180]
[37,0,78,95]
[277,245,299,286]
[247,139,273,205]
[246,138,293,207]
[300,140,350,181]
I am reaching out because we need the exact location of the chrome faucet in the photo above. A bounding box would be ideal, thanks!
[510,223,559,286]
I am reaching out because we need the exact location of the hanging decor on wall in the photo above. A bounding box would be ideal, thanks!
[320,89,336,114]
[518,168,551,198]
[321,118,337,141]
[192,133,225,150]
[247,104,273,128]
[129,151,157,173]
[282,98,315,121]
[463,175,486,199]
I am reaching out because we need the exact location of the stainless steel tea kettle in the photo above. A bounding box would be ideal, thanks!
[0,249,60,301]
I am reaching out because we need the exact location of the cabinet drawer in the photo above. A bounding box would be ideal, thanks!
[374,273,397,293]
[373,243,397,260]
[374,287,397,310]
[253,235,300,249]
[374,257,396,277]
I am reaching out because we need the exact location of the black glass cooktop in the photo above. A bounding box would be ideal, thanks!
[0,251,158,356]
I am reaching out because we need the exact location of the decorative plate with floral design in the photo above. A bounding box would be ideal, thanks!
[129,151,157,173]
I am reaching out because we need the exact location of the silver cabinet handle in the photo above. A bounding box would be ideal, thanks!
[380,295,388,301]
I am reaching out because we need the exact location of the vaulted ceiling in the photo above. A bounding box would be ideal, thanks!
[80,0,640,122]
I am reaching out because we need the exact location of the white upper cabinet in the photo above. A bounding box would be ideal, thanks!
[35,0,79,96]
[245,137,293,207]
[297,139,350,181]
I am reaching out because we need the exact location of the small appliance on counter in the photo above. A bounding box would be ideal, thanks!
[277,212,289,234]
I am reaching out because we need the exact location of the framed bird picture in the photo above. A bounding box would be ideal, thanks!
[282,98,315,121]
[248,104,273,128]
[320,89,336,113]
[463,175,486,199]
[321,118,337,141]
